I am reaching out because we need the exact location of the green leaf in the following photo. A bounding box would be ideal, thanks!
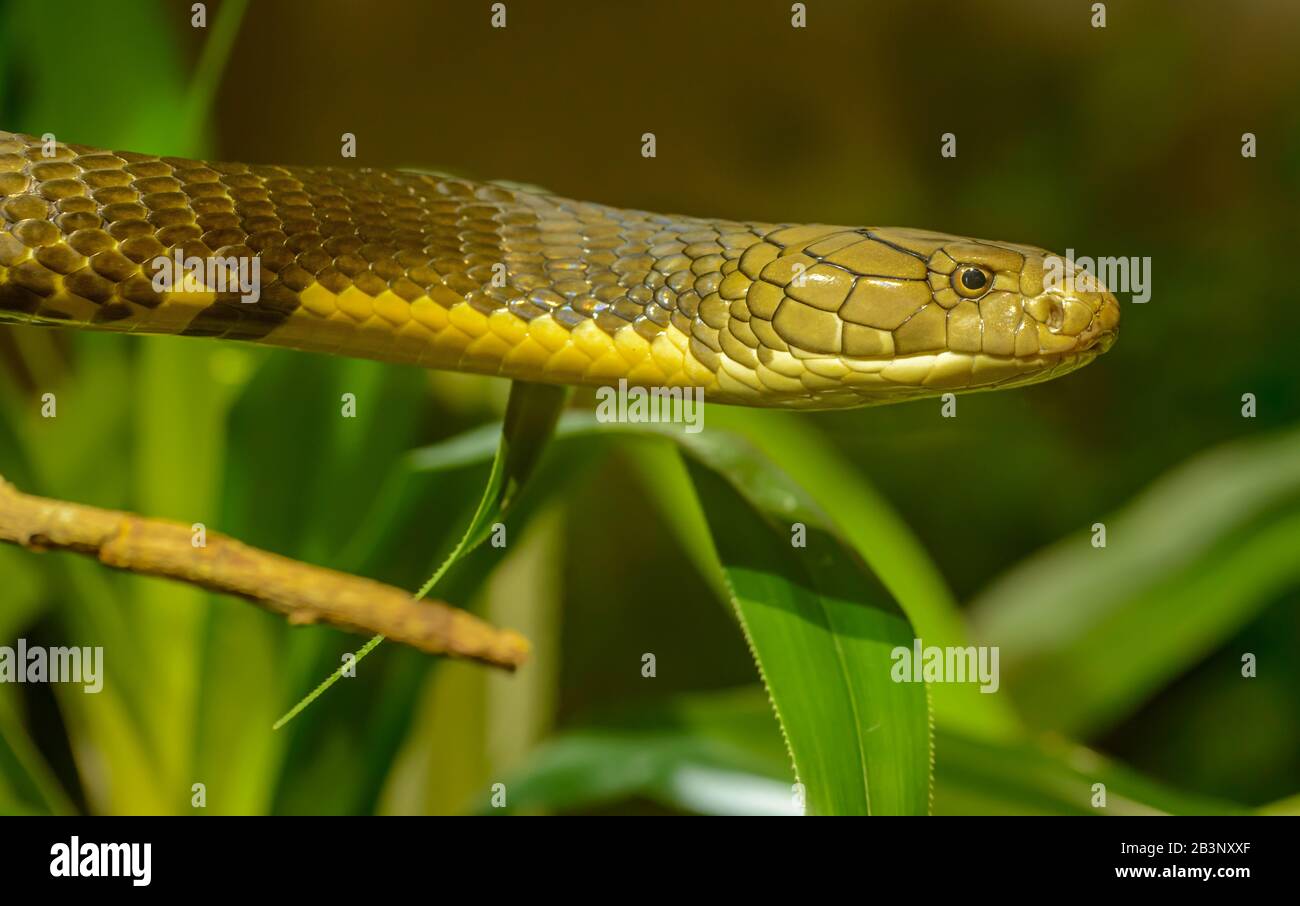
[0,549,44,644]
[413,381,570,600]
[194,353,418,814]
[0,692,75,816]
[0,402,36,491]
[1258,793,1300,816]
[179,0,249,150]
[480,687,794,816]
[4,0,189,152]
[410,407,1013,740]
[673,431,931,815]
[706,408,1021,740]
[970,426,1300,736]
[490,687,1236,816]
[413,418,934,814]
[931,728,1245,816]
[272,381,569,730]
[126,339,240,808]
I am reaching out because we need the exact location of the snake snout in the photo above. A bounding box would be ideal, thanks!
[1076,290,1121,355]
[1022,285,1120,357]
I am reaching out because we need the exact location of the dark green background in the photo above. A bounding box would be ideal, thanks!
[1,0,1297,814]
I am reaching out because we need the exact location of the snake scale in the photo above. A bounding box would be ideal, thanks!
[0,131,1118,409]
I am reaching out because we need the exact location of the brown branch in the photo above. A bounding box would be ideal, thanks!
[0,474,529,670]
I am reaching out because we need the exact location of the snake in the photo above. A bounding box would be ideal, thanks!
[0,131,1118,409]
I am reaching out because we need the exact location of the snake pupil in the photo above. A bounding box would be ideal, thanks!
[961,268,988,291]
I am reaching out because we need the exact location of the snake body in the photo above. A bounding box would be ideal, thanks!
[0,132,1118,408]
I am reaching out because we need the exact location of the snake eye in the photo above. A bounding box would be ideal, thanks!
[953,265,992,298]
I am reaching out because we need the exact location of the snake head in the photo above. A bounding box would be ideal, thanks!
[917,231,1121,386]
[744,227,1120,407]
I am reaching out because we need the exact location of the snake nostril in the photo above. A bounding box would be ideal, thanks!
[1046,300,1064,332]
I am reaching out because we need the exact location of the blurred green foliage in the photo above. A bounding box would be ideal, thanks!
[1,0,1297,814]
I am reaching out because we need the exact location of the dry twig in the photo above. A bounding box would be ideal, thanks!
[0,474,529,670]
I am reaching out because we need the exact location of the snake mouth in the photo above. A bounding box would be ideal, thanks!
[791,314,1118,404]
[1088,329,1119,355]
[828,346,1097,398]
